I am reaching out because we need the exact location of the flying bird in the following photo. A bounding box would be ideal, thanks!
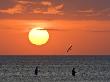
[67,44,72,53]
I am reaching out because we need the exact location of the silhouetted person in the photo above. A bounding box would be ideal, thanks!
[72,68,76,76]
[35,67,38,76]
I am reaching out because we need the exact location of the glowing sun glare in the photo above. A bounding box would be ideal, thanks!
[28,27,49,46]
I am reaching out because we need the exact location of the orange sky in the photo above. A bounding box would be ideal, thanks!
[0,0,110,55]
[0,19,110,55]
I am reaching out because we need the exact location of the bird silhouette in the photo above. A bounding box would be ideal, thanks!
[67,44,72,53]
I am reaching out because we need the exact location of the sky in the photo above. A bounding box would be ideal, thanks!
[0,0,110,55]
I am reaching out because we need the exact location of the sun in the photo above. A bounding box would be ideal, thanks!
[28,27,49,46]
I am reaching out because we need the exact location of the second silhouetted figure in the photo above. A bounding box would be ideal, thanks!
[35,66,38,76]
[72,68,76,76]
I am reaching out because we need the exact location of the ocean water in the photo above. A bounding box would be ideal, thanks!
[0,56,110,82]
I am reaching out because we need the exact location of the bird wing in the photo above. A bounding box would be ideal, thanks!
[67,45,72,53]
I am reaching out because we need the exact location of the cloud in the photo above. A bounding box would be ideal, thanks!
[77,9,94,13]
[56,4,64,10]
[63,7,110,20]
[79,8,110,17]
[75,9,95,16]
[87,29,110,32]
[64,0,110,20]
[1,0,110,20]
[18,0,33,4]
[32,0,64,15]
[45,4,64,15]
[0,0,16,9]
[41,1,52,6]
[33,3,64,15]
[0,4,24,15]
[100,8,110,16]
[0,0,64,18]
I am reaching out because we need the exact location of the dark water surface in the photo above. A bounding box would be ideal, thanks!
[0,55,110,82]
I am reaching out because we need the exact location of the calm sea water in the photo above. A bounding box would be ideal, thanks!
[0,55,110,82]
